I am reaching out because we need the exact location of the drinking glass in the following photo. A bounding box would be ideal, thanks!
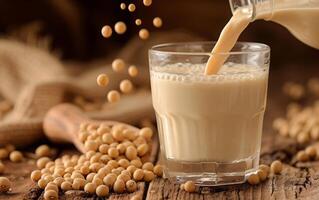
[149,42,270,186]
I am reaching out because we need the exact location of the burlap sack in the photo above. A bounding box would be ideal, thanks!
[0,31,200,147]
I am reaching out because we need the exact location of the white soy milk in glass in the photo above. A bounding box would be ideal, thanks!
[149,42,270,186]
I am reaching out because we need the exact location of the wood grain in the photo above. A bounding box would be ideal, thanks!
[147,134,319,200]
[0,161,37,200]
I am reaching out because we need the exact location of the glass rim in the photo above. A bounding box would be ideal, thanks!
[149,41,270,56]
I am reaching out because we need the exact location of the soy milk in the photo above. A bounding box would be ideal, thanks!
[151,64,268,162]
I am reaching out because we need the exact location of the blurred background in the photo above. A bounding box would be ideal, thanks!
[0,1,318,197]
[0,0,317,66]
[0,0,318,132]
[0,0,317,157]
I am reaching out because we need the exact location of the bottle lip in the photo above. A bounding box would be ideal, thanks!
[228,0,254,20]
[229,0,274,21]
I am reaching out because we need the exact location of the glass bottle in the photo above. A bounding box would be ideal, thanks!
[228,0,319,49]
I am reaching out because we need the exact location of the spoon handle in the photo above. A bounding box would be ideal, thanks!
[43,103,88,145]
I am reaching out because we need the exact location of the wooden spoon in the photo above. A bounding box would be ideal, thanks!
[43,103,140,153]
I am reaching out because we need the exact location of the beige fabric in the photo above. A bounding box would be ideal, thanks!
[0,31,200,147]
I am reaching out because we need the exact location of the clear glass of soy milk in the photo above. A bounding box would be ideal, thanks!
[149,42,270,186]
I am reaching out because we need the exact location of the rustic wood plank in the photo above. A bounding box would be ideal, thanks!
[147,134,319,200]
[0,160,37,200]
[0,65,318,200]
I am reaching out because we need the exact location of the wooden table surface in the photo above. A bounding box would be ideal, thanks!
[1,65,319,200]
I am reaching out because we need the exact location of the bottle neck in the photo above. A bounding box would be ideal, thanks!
[229,0,274,21]
[230,0,319,21]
